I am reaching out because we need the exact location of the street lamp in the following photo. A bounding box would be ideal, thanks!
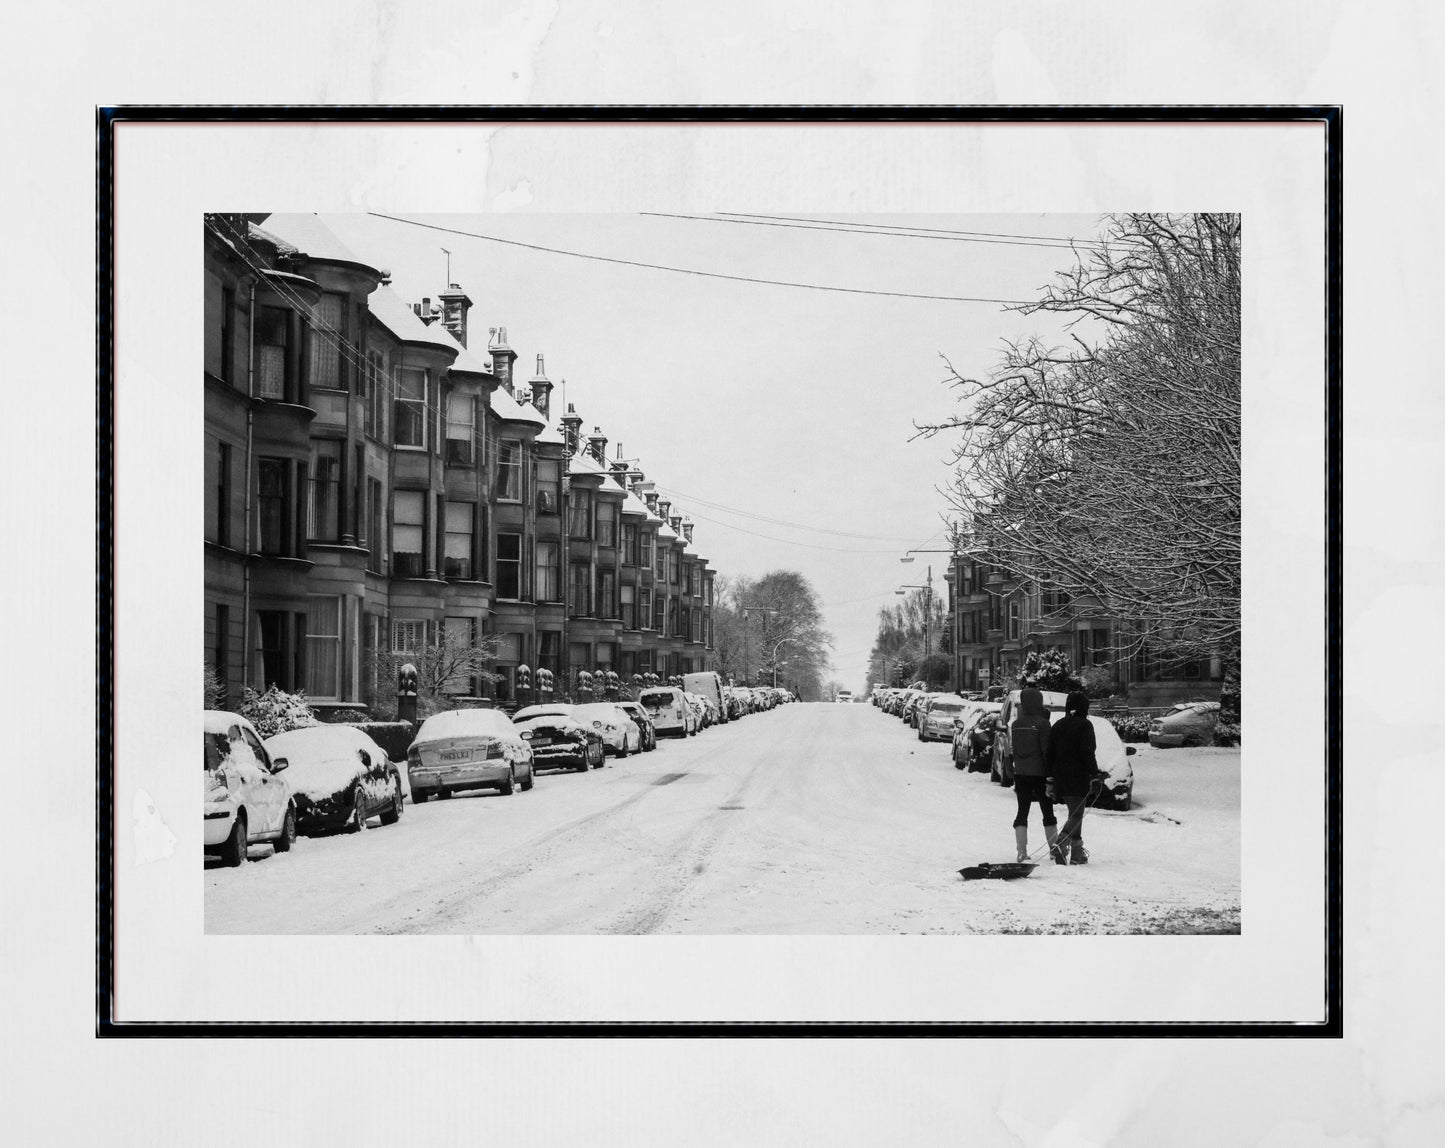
[897,566,935,662]
[771,636,801,687]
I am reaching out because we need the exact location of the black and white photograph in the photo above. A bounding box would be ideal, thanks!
[199,209,1243,938]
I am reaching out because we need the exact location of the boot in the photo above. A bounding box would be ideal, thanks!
[1045,823,1067,865]
[1014,825,1029,863]
[1070,837,1089,865]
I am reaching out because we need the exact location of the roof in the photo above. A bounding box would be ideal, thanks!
[259,213,384,278]
[368,285,463,355]
[568,446,607,477]
[434,324,492,376]
[490,385,547,428]
[534,417,566,446]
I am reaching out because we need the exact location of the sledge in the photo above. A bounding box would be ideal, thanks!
[959,862,1037,881]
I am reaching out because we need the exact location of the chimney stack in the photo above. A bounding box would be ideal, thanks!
[560,402,584,457]
[682,520,694,544]
[437,283,473,347]
[529,353,553,419]
[588,427,608,465]
[488,327,517,393]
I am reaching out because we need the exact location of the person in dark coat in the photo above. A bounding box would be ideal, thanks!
[1008,687,1059,863]
[1046,690,1105,864]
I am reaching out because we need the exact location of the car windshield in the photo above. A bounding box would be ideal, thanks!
[930,701,964,714]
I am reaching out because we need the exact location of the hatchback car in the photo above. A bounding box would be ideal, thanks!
[204,710,297,867]
[407,709,535,801]
[264,724,405,834]
[571,702,643,756]
[512,704,606,772]
[640,687,698,737]
[1148,701,1222,748]
[917,695,970,742]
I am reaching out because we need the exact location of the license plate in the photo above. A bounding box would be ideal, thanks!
[531,737,553,746]
[439,749,472,761]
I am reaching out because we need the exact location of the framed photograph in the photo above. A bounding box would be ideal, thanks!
[99,106,1339,1034]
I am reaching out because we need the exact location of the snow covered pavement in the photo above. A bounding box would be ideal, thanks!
[204,704,1240,934]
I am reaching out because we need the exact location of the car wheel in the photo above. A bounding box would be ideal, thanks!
[500,765,516,796]
[349,788,369,832]
[273,805,296,852]
[221,811,246,867]
[380,780,403,825]
[520,764,534,792]
[1120,790,1133,812]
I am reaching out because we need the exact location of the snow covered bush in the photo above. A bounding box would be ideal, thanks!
[239,685,318,738]
[1018,649,1083,693]
[1077,665,1121,700]
[1109,714,1152,743]
[1212,721,1241,747]
[204,663,228,710]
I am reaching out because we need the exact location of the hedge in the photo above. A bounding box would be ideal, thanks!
[337,720,417,762]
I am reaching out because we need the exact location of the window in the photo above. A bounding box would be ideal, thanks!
[256,307,290,400]
[569,564,591,617]
[394,367,428,448]
[692,610,702,644]
[622,523,639,567]
[690,566,702,597]
[213,441,231,547]
[598,570,617,619]
[307,439,342,541]
[213,603,230,690]
[391,618,425,655]
[669,551,680,585]
[219,287,235,384]
[443,616,475,694]
[641,530,653,572]
[367,479,383,571]
[620,584,636,629]
[569,487,592,538]
[667,599,679,637]
[444,502,475,579]
[365,352,385,438]
[257,458,291,555]
[1007,599,1021,641]
[445,392,475,466]
[309,292,346,390]
[568,642,590,669]
[640,587,653,630]
[681,606,691,641]
[537,458,560,515]
[257,610,296,691]
[492,437,521,501]
[305,596,342,698]
[393,491,426,577]
[620,650,636,677]
[596,643,614,669]
[596,501,616,548]
[538,631,561,680]
[535,541,560,601]
[496,532,522,599]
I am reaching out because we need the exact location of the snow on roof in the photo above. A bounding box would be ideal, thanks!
[568,446,606,476]
[433,324,492,376]
[657,519,679,541]
[368,285,464,355]
[259,213,383,277]
[490,384,547,428]
[203,710,249,736]
[534,418,566,446]
[619,487,648,516]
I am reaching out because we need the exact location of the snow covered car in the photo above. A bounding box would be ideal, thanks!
[950,702,1001,770]
[203,710,297,867]
[917,694,970,742]
[1148,701,1222,748]
[571,702,643,756]
[640,687,697,737]
[988,691,1136,808]
[264,724,405,834]
[614,701,658,751]
[512,704,605,772]
[407,709,535,800]
[682,692,710,731]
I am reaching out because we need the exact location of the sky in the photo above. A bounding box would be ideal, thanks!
[320,212,1105,692]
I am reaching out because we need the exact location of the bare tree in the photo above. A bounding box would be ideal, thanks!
[917,213,1240,669]
[366,626,503,720]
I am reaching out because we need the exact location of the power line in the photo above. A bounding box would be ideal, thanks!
[645,212,1103,252]
[720,212,1109,249]
[365,212,1033,304]
[678,506,908,553]
[653,483,935,543]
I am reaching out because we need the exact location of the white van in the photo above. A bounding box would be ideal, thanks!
[682,671,729,723]
[639,686,697,738]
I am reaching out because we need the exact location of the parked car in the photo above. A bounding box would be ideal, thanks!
[512,704,606,772]
[640,686,697,737]
[990,690,1072,785]
[407,708,535,800]
[683,671,730,723]
[203,710,297,867]
[951,703,1002,771]
[263,724,404,835]
[917,694,970,742]
[614,701,658,751]
[1148,701,1222,748]
[571,702,643,756]
[681,692,710,732]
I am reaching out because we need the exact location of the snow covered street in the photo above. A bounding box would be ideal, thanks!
[205,703,1240,935]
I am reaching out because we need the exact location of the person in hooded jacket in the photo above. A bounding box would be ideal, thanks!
[1046,690,1105,864]
[1007,687,1060,863]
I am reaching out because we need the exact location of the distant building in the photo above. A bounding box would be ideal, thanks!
[203,212,714,714]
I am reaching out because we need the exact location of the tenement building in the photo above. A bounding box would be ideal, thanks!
[204,212,715,715]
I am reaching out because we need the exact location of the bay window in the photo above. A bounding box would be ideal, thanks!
[256,306,290,401]
[622,523,639,567]
[537,458,560,514]
[497,438,522,501]
[304,596,342,699]
[308,291,346,391]
[392,491,426,577]
[596,501,616,548]
[620,584,636,629]
[445,392,475,466]
[394,367,428,448]
[496,533,522,599]
[307,439,342,541]
[444,501,475,580]
[569,487,592,539]
[598,570,617,619]
[535,541,560,601]
[640,587,653,630]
